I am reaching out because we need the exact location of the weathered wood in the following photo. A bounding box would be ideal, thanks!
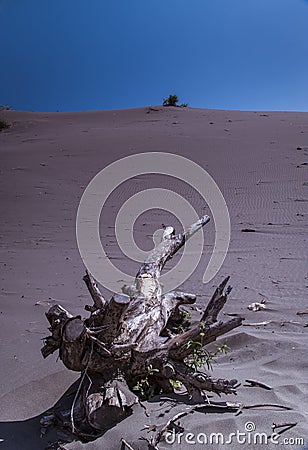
[41,213,243,439]
[61,317,88,372]
[245,379,272,390]
[167,317,243,360]
[46,304,73,326]
[138,215,210,278]
[83,270,106,312]
[41,304,73,358]
[124,215,210,301]
[164,359,239,397]
[113,216,210,352]
[202,276,231,324]
[99,293,131,344]
[85,376,138,431]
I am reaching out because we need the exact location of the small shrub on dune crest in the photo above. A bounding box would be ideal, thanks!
[163,94,188,107]
[0,119,10,131]
[0,104,11,131]
[163,94,179,106]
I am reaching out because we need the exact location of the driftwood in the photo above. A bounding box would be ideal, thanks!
[244,379,272,390]
[41,214,243,438]
[142,401,293,449]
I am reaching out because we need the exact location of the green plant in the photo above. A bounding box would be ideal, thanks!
[185,322,229,371]
[181,309,191,321]
[163,94,179,107]
[0,119,10,131]
[180,103,188,108]
[132,364,159,400]
[177,309,191,333]
[170,379,182,390]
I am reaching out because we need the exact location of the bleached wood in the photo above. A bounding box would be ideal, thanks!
[41,213,243,437]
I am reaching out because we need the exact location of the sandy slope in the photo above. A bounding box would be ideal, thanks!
[0,106,307,449]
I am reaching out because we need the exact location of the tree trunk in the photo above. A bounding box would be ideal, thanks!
[41,214,243,438]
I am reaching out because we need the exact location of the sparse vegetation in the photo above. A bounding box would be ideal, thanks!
[132,364,160,400]
[0,119,10,131]
[185,322,229,371]
[170,379,182,390]
[163,94,179,107]
[163,95,188,107]
[131,321,230,400]
[0,104,11,111]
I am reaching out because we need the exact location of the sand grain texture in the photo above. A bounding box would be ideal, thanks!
[0,107,307,449]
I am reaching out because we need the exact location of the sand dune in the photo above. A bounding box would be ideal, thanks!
[0,106,307,449]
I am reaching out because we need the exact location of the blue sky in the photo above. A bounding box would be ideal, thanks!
[0,0,307,112]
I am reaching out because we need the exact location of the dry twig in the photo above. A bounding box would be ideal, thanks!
[244,379,272,390]
[143,401,293,447]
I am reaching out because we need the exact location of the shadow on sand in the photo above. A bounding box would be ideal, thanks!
[0,379,82,450]
[0,379,241,450]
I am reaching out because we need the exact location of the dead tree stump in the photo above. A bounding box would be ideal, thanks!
[41,214,243,438]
